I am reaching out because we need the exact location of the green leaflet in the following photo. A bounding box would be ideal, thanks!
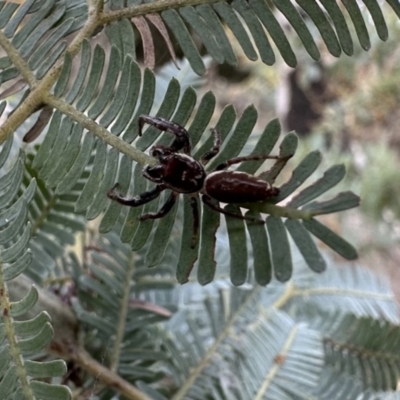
[135,78,181,151]
[232,0,275,65]
[176,195,200,283]
[0,149,69,397]
[246,211,272,286]
[319,0,353,55]
[273,0,320,60]
[213,1,257,61]
[180,7,224,64]
[303,218,358,260]
[342,0,371,50]
[274,150,322,203]
[197,204,220,285]
[88,46,122,119]
[296,0,341,57]
[285,219,326,273]
[145,191,179,267]
[250,0,297,67]
[162,9,205,75]
[266,216,292,282]
[206,105,258,171]
[287,164,346,208]
[225,204,248,286]
[197,4,237,66]
[76,45,105,112]
[237,118,281,175]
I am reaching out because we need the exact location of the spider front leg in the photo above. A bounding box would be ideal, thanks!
[139,115,191,154]
[189,196,200,248]
[215,154,289,171]
[139,191,178,221]
[202,195,264,224]
[200,128,221,165]
[107,183,166,207]
[216,153,292,185]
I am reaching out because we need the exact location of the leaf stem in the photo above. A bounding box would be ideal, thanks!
[44,94,156,166]
[0,1,103,145]
[254,325,298,399]
[0,30,37,87]
[0,0,220,146]
[69,346,151,400]
[0,258,34,399]
[109,253,136,372]
[172,287,261,399]
[240,202,313,220]
[100,0,221,23]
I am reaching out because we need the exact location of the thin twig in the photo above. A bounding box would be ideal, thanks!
[44,94,156,166]
[0,30,37,87]
[68,345,151,400]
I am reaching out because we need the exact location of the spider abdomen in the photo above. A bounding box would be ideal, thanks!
[204,171,279,203]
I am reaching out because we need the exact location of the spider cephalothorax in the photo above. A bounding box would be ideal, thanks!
[108,115,288,247]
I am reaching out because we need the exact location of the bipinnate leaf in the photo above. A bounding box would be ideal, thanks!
[0,8,361,286]
[0,150,70,397]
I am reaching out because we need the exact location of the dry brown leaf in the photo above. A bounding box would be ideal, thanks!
[146,13,179,69]
[129,299,172,318]
[0,79,27,101]
[132,16,155,70]
[23,104,53,142]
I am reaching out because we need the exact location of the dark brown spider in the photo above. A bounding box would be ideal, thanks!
[108,115,288,248]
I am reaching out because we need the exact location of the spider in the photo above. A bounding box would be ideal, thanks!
[108,115,289,248]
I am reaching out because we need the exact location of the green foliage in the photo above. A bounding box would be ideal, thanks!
[67,231,400,399]
[0,1,398,399]
[32,56,360,284]
[0,132,70,397]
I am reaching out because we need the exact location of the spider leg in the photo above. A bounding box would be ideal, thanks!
[139,191,178,221]
[139,115,191,154]
[201,128,221,165]
[107,183,166,206]
[215,154,288,171]
[258,155,292,184]
[190,196,199,248]
[202,195,264,224]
